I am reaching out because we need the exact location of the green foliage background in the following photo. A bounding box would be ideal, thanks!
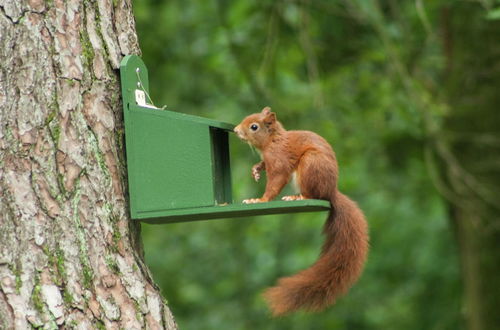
[127,0,499,328]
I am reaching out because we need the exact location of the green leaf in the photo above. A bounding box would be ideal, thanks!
[486,7,500,20]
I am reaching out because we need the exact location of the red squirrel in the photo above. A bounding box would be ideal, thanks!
[234,107,369,316]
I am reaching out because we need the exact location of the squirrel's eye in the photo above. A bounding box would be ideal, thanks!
[250,124,259,131]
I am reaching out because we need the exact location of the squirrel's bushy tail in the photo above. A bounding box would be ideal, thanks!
[263,192,368,316]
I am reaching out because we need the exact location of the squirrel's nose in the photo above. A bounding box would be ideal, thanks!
[233,125,245,139]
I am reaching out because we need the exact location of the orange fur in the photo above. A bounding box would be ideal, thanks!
[234,107,369,316]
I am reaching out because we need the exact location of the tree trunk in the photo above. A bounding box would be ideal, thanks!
[0,0,177,328]
[440,3,500,330]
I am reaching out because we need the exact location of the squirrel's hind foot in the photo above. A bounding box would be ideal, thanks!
[242,198,265,204]
[282,194,305,201]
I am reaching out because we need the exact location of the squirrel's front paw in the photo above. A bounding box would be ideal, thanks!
[252,168,261,182]
[251,166,262,182]
[242,198,264,204]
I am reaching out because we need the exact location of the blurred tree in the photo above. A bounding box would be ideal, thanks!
[131,0,499,329]
[344,1,500,329]
[438,3,500,329]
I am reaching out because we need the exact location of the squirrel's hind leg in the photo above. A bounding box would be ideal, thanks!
[297,151,337,200]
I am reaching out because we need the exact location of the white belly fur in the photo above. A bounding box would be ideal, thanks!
[291,171,300,194]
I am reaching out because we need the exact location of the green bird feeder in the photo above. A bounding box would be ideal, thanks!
[120,55,330,224]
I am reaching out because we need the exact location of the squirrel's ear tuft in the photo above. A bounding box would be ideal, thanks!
[261,107,272,115]
[265,112,276,124]
[262,106,276,124]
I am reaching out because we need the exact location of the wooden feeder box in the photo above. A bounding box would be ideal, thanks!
[120,55,330,224]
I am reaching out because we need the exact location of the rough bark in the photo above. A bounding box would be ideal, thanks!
[0,0,177,328]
